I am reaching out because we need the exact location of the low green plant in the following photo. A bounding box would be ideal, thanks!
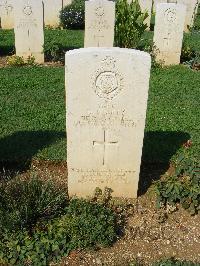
[7,55,25,66]
[181,43,195,63]
[0,198,117,265]
[60,0,85,30]
[7,55,35,66]
[115,0,148,48]
[183,51,200,70]
[43,41,65,62]
[155,142,200,215]
[0,176,68,232]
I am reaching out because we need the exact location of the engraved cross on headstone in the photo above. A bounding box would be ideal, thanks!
[164,31,172,49]
[94,32,104,47]
[93,130,118,166]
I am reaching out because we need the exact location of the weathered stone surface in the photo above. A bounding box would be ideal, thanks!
[66,48,151,198]
[153,0,199,31]
[43,0,62,27]
[177,0,198,31]
[0,0,14,29]
[153,3,186,65]
[84,0,115,47]
[62,0,72,7]
[153,0,166,12]
[14,0,44,63]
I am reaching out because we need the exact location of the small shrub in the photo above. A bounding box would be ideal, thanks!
[7,55,35,66]
[183,51,200,71]
[7,55,25,66]
[115,0,148,48]
[60,0,85,30]
[43,41,65,62]
[0,199,117,265]
[155,142,200,215]
[181,43,195,62]
[0,176,68,232]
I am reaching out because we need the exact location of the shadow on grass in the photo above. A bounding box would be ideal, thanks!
[138,130,190,196]
[0,45,15,56]
[0,130,65,176]
[0,130,190,196]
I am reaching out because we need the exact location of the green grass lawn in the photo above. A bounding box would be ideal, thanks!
[0,29,84,56]
[0,65,199,164]
[0,27,199,164]
[0,28,199,57]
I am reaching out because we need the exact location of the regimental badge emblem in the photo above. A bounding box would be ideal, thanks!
[93,56,124,100]
[164,8,177,23]
[95,5,104,17]
[23,5,32,16]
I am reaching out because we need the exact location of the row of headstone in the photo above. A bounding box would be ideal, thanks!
[11,0,198,65]
[0,0,72,29]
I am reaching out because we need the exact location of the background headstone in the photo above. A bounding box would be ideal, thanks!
[66,48,151,198]
[153,3,186,65]
[84,0,115,47]
[153,0,166,12]
[14,0,44,63]
[43,0,62,27]
[0,0,14,29]
[177,0,198,31]
[62,0,72,7]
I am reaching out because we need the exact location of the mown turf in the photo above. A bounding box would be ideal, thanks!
[0,29,84,56]
[0,65,199,163]
[0,28,199,57]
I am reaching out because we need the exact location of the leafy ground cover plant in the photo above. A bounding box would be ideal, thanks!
[0,197,117,265]
[7,55,35,66]
[155,142,200,215]
[60,0,85,29]
[43,41,65,62]
[0,176,68,232]
[115,0,148,48]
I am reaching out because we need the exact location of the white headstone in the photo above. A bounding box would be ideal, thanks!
[66,48,151,198]
[153,0,198,31]
[153,3,186,65]
[43,0,62,27]
[14,0,44,63]
[153,0,166,12]
[62,0,72,7]
[0,0,14,29]
[177,0,198,31]
[84,0,115,48]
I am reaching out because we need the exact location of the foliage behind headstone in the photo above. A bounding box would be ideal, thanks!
[60,0,85,29]
[115,0,148,48]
